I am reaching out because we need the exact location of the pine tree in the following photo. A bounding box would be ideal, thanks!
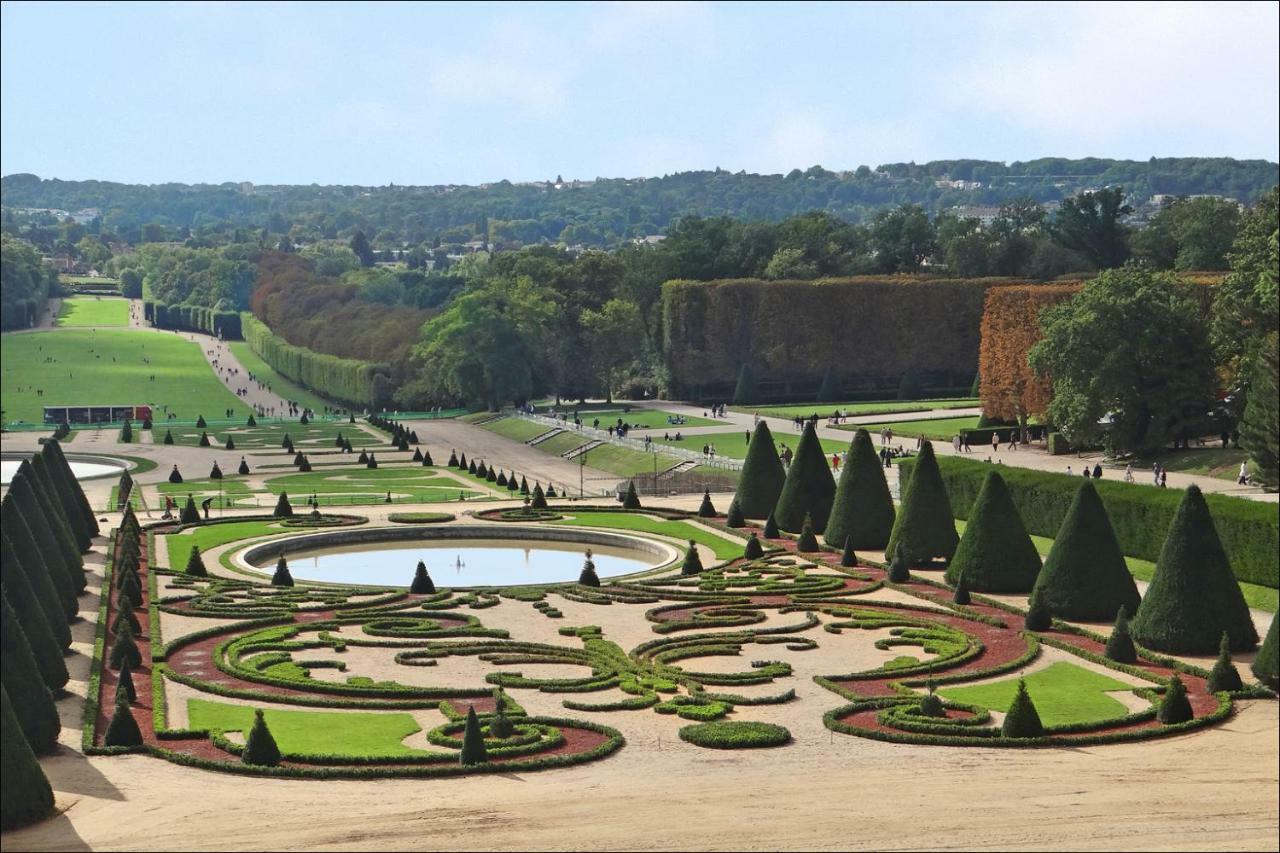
[242,709,281,766]
[185,545,208,577]
[1156,675,1193,724]
[1206,633,1244,693]
[885,442,958,565]
[1024,586,1052,630]
[1252,615,1278,689]
[763,512,780,539]
[115,654,138,704]
[773,422,836,533]
[272,556,294,587]
[697,489,716,518]
[1001,680,1044,738]
[796,513,819,552]
[1,534,69,688]
[735,421,787,519]
[460,705,488,766]
[888,543,910,582]
[824,429,895,549]
[410,560,436,594]
[953,575,971,605]
[1239,332,1278,490]
[273,492,294,518]
[110,620,142,670]
[0,593,61,753]
[944,471,1041,592]
[1104,608,1137,663]
[622,481,642,509]
[1,686,55,831]
[2,514,73,651]
[681,541,704,576]
[1030,481,1139,622]
[1131,486,1258,653]
[732,364,758,406]
[725,498,745,528]
[180,495,200,524]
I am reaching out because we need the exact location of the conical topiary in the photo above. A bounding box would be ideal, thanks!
[839,536,857,567]
[111,595,141,636]
[196,415,207,429]
[198,431,211,447]
[545,485,557,498]
[247,414,257,427]
[1,686,56,831]
[412,448,423,462]
[293,451,306,466]
[6,472,78,617]
[410,560,436,594]
[1104,608,1137,664]
[238,458,250,475]
[519,476,529,495]
[489,691,514,739]
[697,489,716,518]
[1024,586,1052,631]
[944,471,1041,592]
[163,429,174,445]
[282,434,293,451]
[1156,675,1193,724]
[744,533,764,560]
[0,593,61,753]
[579,555,601,587]
[622,481,641,510]
[1,533,69,688]
[45,439,99,538]
[22,461,85,596]
[1252,616,1277,689]
[272,556,294,587]
[242,709,281,766]
[225,436,236,450]
[423,451,434,466]
[773,422,835,533]
[918,681,945,717]
[763,511,780,539]
[725,498,745,528]
[448,450,459,467]
[180,495,200,524]
[816,368,843,403]
[460,705,487,766]
[103,689,144,747]
[115,654,138,704]
[110,619,142,670]
[681,541,704,576]
[732,363,758,406]
[1030,480,1139,622]
[796,513,819,552]
[824,429,895,550]
[1206,633,1243,693]
[530,484,548,509]
[496,470,508,487]
[358,450,369,464]
[1130,486,1258,654]
[885,441,958,565]
[2,512,72,650]
[1001,680,1044,738]
[734,421,786,519]
[273,492,294,518]
[209,462,223,480]
[888,543,910,583]
[506,473,519,492]
[185,544,207,577]
[953,575,971,605]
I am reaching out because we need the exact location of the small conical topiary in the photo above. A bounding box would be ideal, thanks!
[272,556,294,587]
[358,450,369,464]
[247,414,257,427]
[300,413,309,425]
[1,686,56,831]
[103,688,143,747]
[273,492,294,518]
[209,461,223,480]
[195,415,207,429]
[796,513,819,552]
[519,476,529,495]
[773,422,835,533]
[732,363,758,406]
[460,705,488,766]
[918,681,945,718]
[506,473,519,492]
[198,431,211,447]
[163,428,174,445]
[334,432,346,448]
[1104,608,1137,664]
[888,543,911,583]
[367,453,379,470]
[242,709,281,766]
[885,441,958,565]
[1024,586,1052,631]
[0,594,61,753]
[1156,675,1193,724]
[458,452,468,470]
[1253,616,1278,689]
[110,620,142,670]
[468,459,477,475]
[115,654,138,704]
[839,536,857,568]
[298,457,311,472]
[111,595,141,636]
[282,433,294,451]
[697,489,716,518]
[167,462,181,481]
[681,541,704,576]
[293,451,306,466]
[180,494,200,524]
[763,511,780,539]
[225,436,236,451]
[238,458,250,475]
[1205,633,1243,693]
[1030,480,1139,622]
[489,691,514,739]
[530,484,548,509]
[410,560,436,594]
[1130,485,1258,654]
[1001,679,1044,738]
[725,498,745,528]
[622,481,642,509]
[448,450,459,467]
[118,570,143,608]
[546,485,557,498]
[185,544,208,577]
[734,421,786,519]
[423,451,434,467]
[744,533,764,560]
[952,574,971,605]
[824,429,895,549]
[579,554,601,587]
[412,448,423,462]
[496,470,508,487]
[944,471,1041,592]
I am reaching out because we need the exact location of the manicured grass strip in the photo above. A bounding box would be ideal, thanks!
[738,398,979,419]
[168,420,380,449]
[567,408,719,429]
[843,416,982,440]
[0,329,249,423]
[227,341,337,414]
[163,520,289,570]
[480,417,553,443]
[186,699,429,758]
[552,511,743,561]
[535,432,592,456]
[55,296,130,327]
[577,444,671,477]
[652,429,847,461]
[939,662,1136,727]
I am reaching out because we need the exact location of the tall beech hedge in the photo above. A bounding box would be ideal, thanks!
[150,302,243,339]
[242,312,389,407]
[897,455,1279,589]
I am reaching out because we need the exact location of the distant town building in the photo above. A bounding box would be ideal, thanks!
[934,179,983,191]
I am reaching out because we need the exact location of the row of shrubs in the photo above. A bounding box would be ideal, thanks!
[242,312,390,408]
[146,301,243,339]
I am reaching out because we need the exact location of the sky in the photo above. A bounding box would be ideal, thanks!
[2,1,1277,186]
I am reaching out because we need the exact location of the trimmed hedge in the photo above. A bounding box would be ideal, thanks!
[150,302,243,339]
[242,312,389,408]
[898,455,1279,589]
[677,720,792,749]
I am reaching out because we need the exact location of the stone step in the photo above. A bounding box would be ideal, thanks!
[562,440,602,460]
[527,429,563,446]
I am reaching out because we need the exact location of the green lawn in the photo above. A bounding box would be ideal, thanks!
[55,296,130,327]
[653,428,849,461]
[165,420,380,449]
[227,341,337,414]
[552,511,744,561]
[576,443,672,477]
[157,467,499,508]
[843,416,982,440]
[163,520,289,570]
[186,699,429,758]
[568,407,718,430]
[737,398,979,420]
[481,417,554,443]
[535,431,592,456]
[939,662,1137,727]
[61,275,121,286]
[1127,446,1250,483]
[0,329,249,424]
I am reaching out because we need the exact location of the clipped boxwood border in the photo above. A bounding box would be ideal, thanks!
[678,720,792,749]
[387,512,456,524]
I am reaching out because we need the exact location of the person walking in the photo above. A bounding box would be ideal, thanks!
[1238,460,1250,485]
[1124,463,1134,483]
[992,432,1000,453]
[1159,468,1168,488]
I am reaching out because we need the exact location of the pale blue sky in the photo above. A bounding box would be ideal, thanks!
[2,1,1276,185]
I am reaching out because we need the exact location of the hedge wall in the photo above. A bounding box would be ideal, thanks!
[149,302,243,340]
[241,313,389,408]
[661,276,1069,398]
[898,456,1279,589]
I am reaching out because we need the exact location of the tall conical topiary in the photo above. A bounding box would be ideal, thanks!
[1252,616,1277,689]
[180,495,200,524]
[163,429,175,446]
[110,619,142,670]
[34,448,89,551]
[796,513,819,552]
[238,458,250,475]
[1104,608,1137,664]
[732,363,758,406]
[1156,675,1193,724]
[1,686,56,830]
[225,436,236,450]
[579,554,601,587]
[448,450,459,467]
[460,705,488,766]
[185,545,208,577]
[546,485,557,498]
[24,459,86,594]
[697,489,716,518]
[734,421,786,519]
[198,431,211,447]
[196,415,207,428]
[1,534,69,689]
[1,509,72,650]
[744,533,764,560]
[1001,680,1044,738]
[1206,632,1243,693]
[816,368,843,403]
[272,556,294,587]
[0,592,61,753]
[885,442,957,565]
[725,498,745,528]
[118,570,143,608]
[242,709,281,766]
[410,560,436,594]
[681,541,704,576]
[1131,486,1257,653]
[1030,480,1139,621]
[273,492,294,518]
[247,413,257,427]
[824,429,894,549]
[115,654,138,704]
[423,451,434,466]
[45,440,99,538]
[773,422,835,533]
[622,481,642,510]
[944,471,1041,592]
[489,690,514,738]
[209,461,223,480]
[5,478,78,618]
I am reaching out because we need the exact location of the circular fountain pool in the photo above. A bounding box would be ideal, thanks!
[240,524,677,587]
[1,455,126,485]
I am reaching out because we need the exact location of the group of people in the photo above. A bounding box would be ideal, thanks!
[702,404,728,418]
[1066,462,1108,481]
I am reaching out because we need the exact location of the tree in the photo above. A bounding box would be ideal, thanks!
[1029,266,1217,453]
[1156,675,1193,724]
[772,422,835,533]
[459,706,487,766]
[410,560,436,594]
[1,512,72,651]
[110,620,142,670]
[4,478,78,619]
[530,484,548,509]
[185,545,208,577]
[1211,187,1278,399]
[578,554,601,587]
[1206,633,1243,693]
[115,654,138,704]
[732,364,759,406]
[242,709,281,766]
[1030,481,1140,621]
[273,492,294,518]
[1050,187,1131,269]
[744,533,764,560]
[44,440,98,539]
[1024,585,1052,630]
[1104,608,1137,664]
[180,495,200,524]
[763,512,779,539]
[272,556,294,587]
[885,442,958,564]
[824,429,894,550]
[816,368,843,403]
[111,595,141,636]
[1,686,56,831]
[869,204,935,272]
[1130,485,1257,653]
[622,481,642,509]
[681,541,704,576]
[1252,615,1278,689]
[944,471,1041,592]
[887,543,910,583]
[1133,196,1240,271]
[734,422,786,519]
[0,592,60,753]
[1239,332,1278,490]
[580,298,643,401]
[1,534,69,689]
[1001,680,1044,738]
[349,230,375,267]
[697,490,716,518]
[796,514,819,552]
[725,498,745,528]
[952,574,971,605]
